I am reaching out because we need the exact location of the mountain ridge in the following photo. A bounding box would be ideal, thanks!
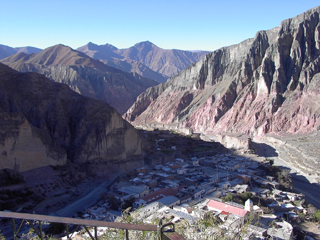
[0,44,42,60]
[124,6,320,139]
[1,45,158,114]
[77,41,210,81]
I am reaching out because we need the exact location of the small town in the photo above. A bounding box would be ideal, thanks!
[61,130,319,240]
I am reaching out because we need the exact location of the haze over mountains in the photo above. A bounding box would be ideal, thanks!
[1,44,158,114]
[77,41,210,81]
[125,7,320,140]
[0,44,42,60]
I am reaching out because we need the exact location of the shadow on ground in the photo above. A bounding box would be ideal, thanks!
[251,141,278,158]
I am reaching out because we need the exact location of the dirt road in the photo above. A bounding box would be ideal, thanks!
[54,175,119,217]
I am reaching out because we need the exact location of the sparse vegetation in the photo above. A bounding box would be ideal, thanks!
[222,192,234,202]
[240,191,253,202]
[315,210,320,222]
[0,231,5,240]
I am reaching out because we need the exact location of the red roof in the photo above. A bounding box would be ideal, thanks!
[220,211,231,216]
[207,199,248,217]
[141,188,178,203]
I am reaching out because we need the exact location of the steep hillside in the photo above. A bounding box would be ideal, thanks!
[1,44,158,114]
[0,63,143,172]
[100,58,167,83]
[77,42,166,83]
[77,41,210,79]
[125,6,320,139]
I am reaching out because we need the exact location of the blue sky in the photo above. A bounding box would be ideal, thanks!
[1,1,319,51]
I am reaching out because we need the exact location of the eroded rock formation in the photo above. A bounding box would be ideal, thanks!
[0,63,143,172]
[125,7,320,139]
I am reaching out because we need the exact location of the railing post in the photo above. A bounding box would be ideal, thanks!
[157,218,163,240]
[124,229,129,240]
[12,219,17,240]
[65,224,71,240]
[95,226,98,239]
[38,221,44,240]
[27,220,41,239]
[83,226,95,240]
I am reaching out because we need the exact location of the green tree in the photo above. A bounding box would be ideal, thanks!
[308,204,317,220]
[222,193,234,202]
[314,210,320,222]
[240,191,253,202]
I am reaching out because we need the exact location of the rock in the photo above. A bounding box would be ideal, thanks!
[216,133,252,150]
[0,63,143,172]
[124,7,320,139]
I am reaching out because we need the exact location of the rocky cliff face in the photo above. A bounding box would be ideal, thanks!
[77,41,210,79]
[1,44,158,114]
[125,7,320,139]
[0,63,143,172]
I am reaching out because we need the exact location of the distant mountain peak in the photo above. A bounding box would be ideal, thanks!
[44,44,71,52]
[86,42,100,49]
[124,6,320,141]
[134,41,157,49]
[103,43,118,50]
[0,44,42,60]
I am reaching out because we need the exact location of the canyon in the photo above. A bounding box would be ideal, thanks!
[124,6,320,177]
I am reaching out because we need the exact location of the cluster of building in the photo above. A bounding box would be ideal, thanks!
[81,153,308,240]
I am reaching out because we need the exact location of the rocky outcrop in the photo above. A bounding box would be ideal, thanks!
[77,41,210,79]
[1,44,158,114]
[215,134,252,150]
[0,63,143,172]
[125,7,320,139]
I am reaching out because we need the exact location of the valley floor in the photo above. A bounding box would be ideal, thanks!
[248,133,320,209]
[1,130,320,239]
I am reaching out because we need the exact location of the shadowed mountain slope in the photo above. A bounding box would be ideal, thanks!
[1,44,158,114]
[124,6,320,139]
[0,63,143,172]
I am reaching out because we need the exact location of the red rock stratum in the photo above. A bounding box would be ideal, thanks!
[124,6,320,139]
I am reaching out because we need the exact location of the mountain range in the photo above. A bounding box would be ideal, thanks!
[0,44,42,60]
[1,44,158,114]
[0,63,143,172]
[124,6,320,140]
[77,41,210,81]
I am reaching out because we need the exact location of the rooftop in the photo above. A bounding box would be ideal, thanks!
[156,196,180,206]
[140,188,178,203]
[207,199,248,217]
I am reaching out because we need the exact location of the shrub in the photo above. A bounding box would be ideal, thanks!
[315,210,320,222]
[222,193,234,202]
[240,192,253,202]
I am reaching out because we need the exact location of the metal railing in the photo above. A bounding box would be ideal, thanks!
[0,211,185,240]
